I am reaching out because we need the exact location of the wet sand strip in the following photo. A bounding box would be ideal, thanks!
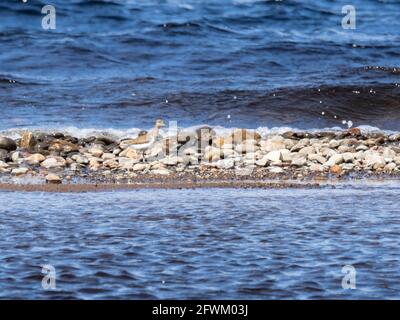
[0,180,322,192]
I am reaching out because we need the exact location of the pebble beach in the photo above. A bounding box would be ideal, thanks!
[1,126,400,191]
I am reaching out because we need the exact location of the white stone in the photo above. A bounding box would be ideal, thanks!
[118,157,139,169]
[299,146,315,155]
[222,148,236,158]
[102,153,116,160]
[284,139,296,149]
[88,148,103,157]
[261,137,286,152]
[70,163,82,171]
[389,134,400,141]
[216,159,235,169]
[243,159,256,166]
[11,151,21,163]
[320,147,337,157]
[338,145,354,153]
[41,157,66,168]
[268,166,283,173]
[103,159,119,168]
[89,158,101,171]
[281,151,294,162]
[342,152,354,163]
[364,151,385,167]
[25,153,46,165]
[151,162,166,170]
[329,139,340,148]
[291,156,307,166]
[383,148,396,160]
[309,163,324,172]
[71,154,88,164]
[12,167,29,175]
[356,145,369,151]
[384,162,396,172]
[119,147,140,159]
[0,160,9,168]
[265,150,282,162]
[255,156,269,167]
[151,168,171,175]
[148,145,164,158]
[355,151,365,160]
[183,155,199,165]
[45,174,62,184]
[341,163,355,171]
[161,156,183,165]
[325,154,344,166]
[243,139,258,146]
[291,142,307,152]
[133,163,150,171]
[244,152,257,160]
[308,154,326,164]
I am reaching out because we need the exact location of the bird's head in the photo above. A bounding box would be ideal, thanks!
[155,119,165,128]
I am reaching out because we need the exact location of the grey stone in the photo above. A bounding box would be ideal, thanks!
[0,137,17,151]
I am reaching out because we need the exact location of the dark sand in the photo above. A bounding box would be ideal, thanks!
[1,170,398,192]
[0,180,324,192]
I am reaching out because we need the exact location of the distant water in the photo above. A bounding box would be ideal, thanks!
[1,183,400,299]
[1,0,400,131]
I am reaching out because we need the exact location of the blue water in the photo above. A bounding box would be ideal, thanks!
[0,184,400,299]
[1,0,400,130]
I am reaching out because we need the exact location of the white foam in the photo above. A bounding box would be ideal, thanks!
[0,124,398,140]
[0,126,142,140]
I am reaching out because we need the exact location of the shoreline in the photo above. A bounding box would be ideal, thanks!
[1,175,399,192]
[0,180,323,192]
[2,127,400,191]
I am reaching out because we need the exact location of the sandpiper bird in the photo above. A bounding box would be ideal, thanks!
[126,119,165,161]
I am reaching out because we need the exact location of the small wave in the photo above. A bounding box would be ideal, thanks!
[0,127,141,140]
[0,78,18,84]
[78,0,123,7]
[160,21,201,29]
[0,73,49,86]
[0,124,396,142]
[362,66,400,74]
[158,21,203,35]
[2,83,400,132]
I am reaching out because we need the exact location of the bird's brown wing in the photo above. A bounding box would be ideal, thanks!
[130,134,150,145]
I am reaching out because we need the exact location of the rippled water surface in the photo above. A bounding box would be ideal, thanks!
[1,184,400,299]
[1,0,400,130]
